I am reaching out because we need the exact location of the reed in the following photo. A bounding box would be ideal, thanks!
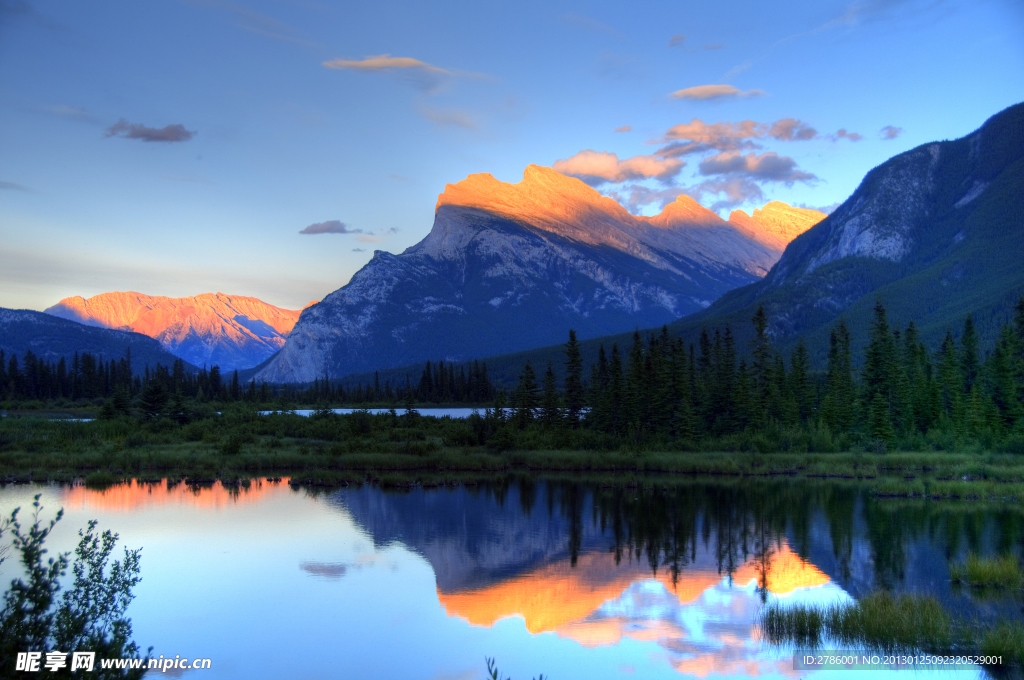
[759,592,952,651]
[950,554,1024,589]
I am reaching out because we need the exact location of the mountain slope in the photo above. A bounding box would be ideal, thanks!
[423,102,1024,384]
[0,308,198,374]
[46,292,306,371]
[257,166,819,382]
[663,101,1024,361]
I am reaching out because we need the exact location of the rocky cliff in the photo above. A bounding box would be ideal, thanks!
[46,292,308,371]
[257,165,818,382]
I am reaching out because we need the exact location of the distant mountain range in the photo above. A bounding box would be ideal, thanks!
[45,292,309,371]
[255,165,821,382]
[0,308,197,374]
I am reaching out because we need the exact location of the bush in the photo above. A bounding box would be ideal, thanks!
[0,495,150,676]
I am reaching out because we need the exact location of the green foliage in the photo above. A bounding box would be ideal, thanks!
[0,495,149,677]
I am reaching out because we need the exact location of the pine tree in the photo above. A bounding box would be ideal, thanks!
[541,362,561,427]
[961,315,980,394]
[564,329,585,426]
[862,302,899,439]
[789,339,813,424]
[750,305,771,425]
[514,362,539,429]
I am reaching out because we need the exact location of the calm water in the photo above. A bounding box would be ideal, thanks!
[0,478,1018,679]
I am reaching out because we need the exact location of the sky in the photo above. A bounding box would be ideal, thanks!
[1,0,1022,312]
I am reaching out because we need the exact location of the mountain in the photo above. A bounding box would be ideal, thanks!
[727,202,827,251]
[0,308,198,374]
[46,292,308,372]
[662,101,1024,361]
[256,165,820,382]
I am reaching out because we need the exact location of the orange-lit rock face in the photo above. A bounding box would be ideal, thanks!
[45,292,307,371]
[728,202,825,251]
[438,542,828,636]
[60,478,290,513]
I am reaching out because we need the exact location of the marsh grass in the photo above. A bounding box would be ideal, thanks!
[3,413,1024,501]
[950,554,1024,589]
[759,592,952,652]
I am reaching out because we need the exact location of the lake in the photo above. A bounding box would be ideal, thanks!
[0,477,1015,678]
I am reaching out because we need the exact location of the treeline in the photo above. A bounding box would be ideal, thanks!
[0,349,258,404]
[1,348,497,412]
[304,359,495,406]
[503,299,1024,449]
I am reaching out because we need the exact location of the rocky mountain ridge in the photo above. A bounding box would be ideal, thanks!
[256,165,821,383]
[46,292,309,372]
[0,308,197,374]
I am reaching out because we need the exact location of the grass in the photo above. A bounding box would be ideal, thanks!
[760,592,1024,667]
[759,592,952,652]
[2,412,1024,501]
[950,554,1024,589]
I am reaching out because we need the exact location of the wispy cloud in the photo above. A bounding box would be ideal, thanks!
[418,105,476,130]
[553,150,684,186]
[614,125,632,133]
[654,117,823,157]
[356,234,384,243]
[104,119,195,143]
[669,84,766,100]
[0,180,33,192]
[189,0,319,49]
[560,12,622,38]
[322,53,489,95]
[879,125,903,139]
[44,105,96,122]
[322,54,448,74]
[299,220,365,235]
[702,43,724,50]
[352,248,366,252]
[668,34,686,47]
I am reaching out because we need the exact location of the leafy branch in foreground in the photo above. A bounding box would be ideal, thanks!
[0,495,150,678]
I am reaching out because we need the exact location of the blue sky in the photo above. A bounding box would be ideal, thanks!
[1,0,1021,311]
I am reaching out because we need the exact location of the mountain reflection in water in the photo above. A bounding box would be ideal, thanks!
[336,479,1021,676]
[7,477,1015,678]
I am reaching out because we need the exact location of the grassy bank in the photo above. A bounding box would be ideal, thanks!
[1,410,1024,498]
[760,592,1024,667]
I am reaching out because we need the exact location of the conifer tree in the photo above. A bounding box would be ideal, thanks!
[789,339,813,423]
[541,362,561,427]
[750,305,771,424]
[564,329,584,426]
[961,315,980,394]
[514,362,539,428]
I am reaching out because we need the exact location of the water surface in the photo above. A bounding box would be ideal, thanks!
[0,478,1016,679]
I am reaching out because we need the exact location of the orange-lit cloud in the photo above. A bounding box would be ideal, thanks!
[769,118,817,141]
[614,125,632,133]
[669,85,766,100]
[322,54,448,74]
[553,150,684,186]
[669,34,686,47]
